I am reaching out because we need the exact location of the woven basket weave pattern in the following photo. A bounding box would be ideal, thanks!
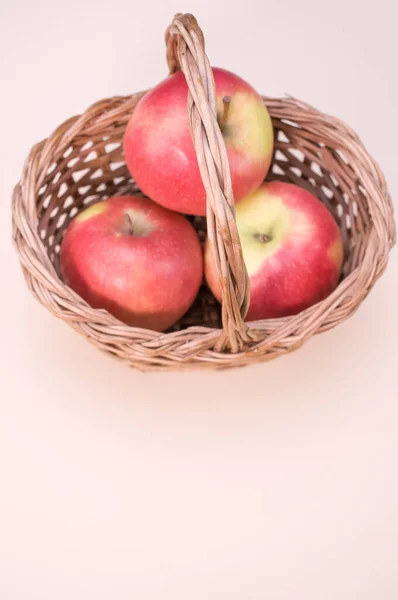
[12,14,395,370]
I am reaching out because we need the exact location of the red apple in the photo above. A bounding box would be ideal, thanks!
[123,67,274,216]
[205,182,343,320]
[60,196,203,331]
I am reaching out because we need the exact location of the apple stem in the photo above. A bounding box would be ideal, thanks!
[219,96,231,130]
[123,212,134,236]
[254,232,271,244]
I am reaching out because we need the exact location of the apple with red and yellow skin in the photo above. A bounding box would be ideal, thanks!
[123,67,274,216]
[205,181,344,321]
[60,195,203,331]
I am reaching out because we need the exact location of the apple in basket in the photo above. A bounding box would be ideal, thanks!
[123,67,274,216]
[60,196,203,331]
[205,181,344,321]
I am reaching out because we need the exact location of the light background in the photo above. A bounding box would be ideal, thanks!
[1,0,398,598]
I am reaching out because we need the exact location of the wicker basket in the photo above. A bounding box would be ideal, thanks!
[12,13,395,371]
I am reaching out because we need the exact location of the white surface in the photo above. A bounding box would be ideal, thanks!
[1,0,398,598]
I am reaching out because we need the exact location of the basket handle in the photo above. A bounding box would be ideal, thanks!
[165,13,256,352]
